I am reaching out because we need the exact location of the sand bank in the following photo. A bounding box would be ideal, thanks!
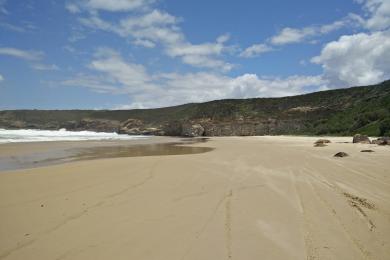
[0,136,389,260]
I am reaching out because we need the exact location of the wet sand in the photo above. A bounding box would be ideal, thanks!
[0,137,211,171]
[0,136,389,260]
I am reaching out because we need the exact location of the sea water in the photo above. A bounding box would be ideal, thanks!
[0,128,147,143]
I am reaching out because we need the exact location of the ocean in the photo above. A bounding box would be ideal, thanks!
[0,128,147,143]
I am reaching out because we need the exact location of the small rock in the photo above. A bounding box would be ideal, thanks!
[314,143,327,147]
[315,139,331,144]
[40,204,44,207]
[361,150,374,152]
[352,134,371,144]
[334,152,349,157]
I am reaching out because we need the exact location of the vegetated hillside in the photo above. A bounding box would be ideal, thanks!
[0,80,389,136]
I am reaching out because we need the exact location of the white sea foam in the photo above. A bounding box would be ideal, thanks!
[0,128,148,143]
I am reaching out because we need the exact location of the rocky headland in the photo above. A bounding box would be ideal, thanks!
[1,80,389,137]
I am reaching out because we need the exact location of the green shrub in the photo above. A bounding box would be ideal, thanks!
[379,119,390,136]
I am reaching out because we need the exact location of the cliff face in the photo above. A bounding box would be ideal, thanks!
[1,80,389,136]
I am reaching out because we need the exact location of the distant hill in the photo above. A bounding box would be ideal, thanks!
[1,80,389,136]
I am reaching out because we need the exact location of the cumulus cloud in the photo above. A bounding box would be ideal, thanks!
[0,74,4,81]
[243,0,388,56]
[62,48,325,108]
[240,44,273,58]
[271,20,347,45]
[89,47,157,92]
[66,0,154,13]
[355,0,390,30]
[62,48,158,95]
[132,39,156,48]
[73,8,233,70]
[0,47,43,60]
[268,0,389,47]
[241,19,349,58]
[312,30,390,86]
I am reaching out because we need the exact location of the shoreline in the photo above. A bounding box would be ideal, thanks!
[0,136,212,172]
[0,136,389,259]
[0,135,385,172]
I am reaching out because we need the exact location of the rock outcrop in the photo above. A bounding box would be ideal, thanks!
[372,137,389,145]
[72,119,120,132]
[0,80,389,137]
[181,123,204,137]
[352,134,371,144]
[197,119,303,136]
[119,119,165,135]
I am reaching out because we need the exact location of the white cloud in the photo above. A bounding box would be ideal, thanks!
[0,22,25,32]
[271,20,347,45]
[0,47,43,60]
[89,48,157,92]
[78,10,233,70]
[132,39,156,48]
[63,48,325,108]
[217,34,230,43]
[312,30,390,86]
[0,0,8,14]
[355,0,390,30]
[65,3,81,13]
[241,19,349,58]
[67,0,154,13]
[0,47,57,72]
[240,44,273,58]
[31,63,59,71]
[0,74,3,81]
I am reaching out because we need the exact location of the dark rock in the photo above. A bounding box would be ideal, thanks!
[315,139,331,144]
[372,137,390,145]
[314,143,327,147]
[60,120,79,130]
[181,123,204,137]
[361,150,374,152]
[162,121,183,136]
[352,134,371,144]
[334,152,349,157]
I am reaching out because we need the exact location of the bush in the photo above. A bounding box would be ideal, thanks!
[379,119,390,136]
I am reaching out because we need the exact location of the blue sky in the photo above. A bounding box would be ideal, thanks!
[0,0,389,109]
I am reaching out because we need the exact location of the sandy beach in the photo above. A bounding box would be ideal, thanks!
[0,136,389,260]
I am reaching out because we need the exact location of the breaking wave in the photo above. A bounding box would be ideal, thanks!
[0,128,147,143]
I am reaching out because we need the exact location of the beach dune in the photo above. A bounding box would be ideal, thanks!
[0,136,389,260]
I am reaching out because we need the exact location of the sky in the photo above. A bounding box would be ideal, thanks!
[0,0,389,109]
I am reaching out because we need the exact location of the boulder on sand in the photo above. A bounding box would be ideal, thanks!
[352,134,371,144]
[334,152,349,157]
[372,137,389,145]
[314,139,331,146]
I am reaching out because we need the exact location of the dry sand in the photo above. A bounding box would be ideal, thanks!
[0,136,389,260]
